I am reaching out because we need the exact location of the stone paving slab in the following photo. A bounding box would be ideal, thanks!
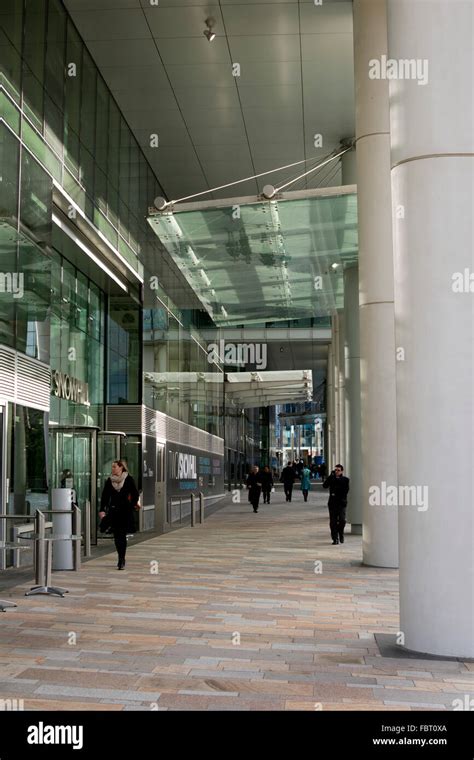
[0,488,472,711]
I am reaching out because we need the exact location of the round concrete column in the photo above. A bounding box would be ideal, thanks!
[388,0,474,656]
[344,265,363,534]
[326,341,335,471]
[332,314,341,465]
[353,0,398,568]
[337,311,346,471]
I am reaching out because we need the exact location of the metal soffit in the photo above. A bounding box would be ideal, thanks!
[64,0,355,201]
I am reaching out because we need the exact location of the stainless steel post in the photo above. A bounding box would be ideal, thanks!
[35,510,45,587]
[84,500,91,558]
[45,540,52,588]
[199,492,204,524]
[72,506,81,570]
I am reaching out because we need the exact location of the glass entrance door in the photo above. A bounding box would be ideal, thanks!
[50,426,97,542]
[97,431,125,541]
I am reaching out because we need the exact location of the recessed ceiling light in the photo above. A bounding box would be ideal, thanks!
[331,262,339,270]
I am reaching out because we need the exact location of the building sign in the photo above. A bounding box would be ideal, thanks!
[51,370,90,406]
[169,451,197,481]
[167,444,224,497]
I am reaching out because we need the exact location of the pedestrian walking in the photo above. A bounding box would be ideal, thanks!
[99,460,140,569]
[260,465,274,504]
[246,465,263,512]
[280,461,296,502]
[323,464,350,544]
[300,465,311,502]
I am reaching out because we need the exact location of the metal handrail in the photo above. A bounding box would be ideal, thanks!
[26,509,81,597]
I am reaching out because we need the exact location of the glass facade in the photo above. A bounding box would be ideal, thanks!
[0,0,164,274]
[49,238,105,429]
[0,0,226,542]
[6,402,48,516]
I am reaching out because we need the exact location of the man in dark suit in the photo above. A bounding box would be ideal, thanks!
[323,464,350,544]
[280,462,296,502]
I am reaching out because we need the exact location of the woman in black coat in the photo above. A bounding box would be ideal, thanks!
[246,465,263,513]
[99,460,139,569]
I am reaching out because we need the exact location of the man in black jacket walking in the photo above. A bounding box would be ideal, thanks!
[323,464,350,544]
[280,462,296,502]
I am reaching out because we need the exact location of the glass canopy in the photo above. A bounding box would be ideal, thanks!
[226,370,313,408]
[147,188,357,327]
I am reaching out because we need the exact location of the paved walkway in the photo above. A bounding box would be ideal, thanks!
[0,487,472,711]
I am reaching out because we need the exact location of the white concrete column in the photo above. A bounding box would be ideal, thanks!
[353,0,398,568]
[326,342,334,471]
[337,310,346,470]
[332,314,341,465]
[388,0,474,657]
[344,265,363,534]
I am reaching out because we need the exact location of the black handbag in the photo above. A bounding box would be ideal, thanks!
[99,511,112,533]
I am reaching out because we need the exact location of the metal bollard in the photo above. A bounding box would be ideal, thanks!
[199,492,204,524]
[84,500,91,558]
[34,510,46,587]
[72,506,81,571]
[179,497,182,524]
[190,493,195,527]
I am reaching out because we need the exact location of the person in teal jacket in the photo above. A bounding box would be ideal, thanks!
[300,466,311,502]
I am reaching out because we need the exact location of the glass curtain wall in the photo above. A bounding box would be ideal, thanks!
[143,298,224,437]
[0,0,166,275]
[49,235,105,429]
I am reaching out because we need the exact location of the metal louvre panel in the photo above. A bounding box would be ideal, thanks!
[0,346,15,400]
[16,354,51,410]
[158,410,224,456]
[0,347,50,411]
[154,411,167,439]
[143,406,157,436]
[107,404,224,455]
[106,405,142,434]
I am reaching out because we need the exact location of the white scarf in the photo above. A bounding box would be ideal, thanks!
[110,471,128,491]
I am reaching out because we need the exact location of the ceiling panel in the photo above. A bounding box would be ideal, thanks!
[181,108,245,128]
[156,37,230,65]
[85,39,159,67]
[228,35,300,62]
[221,4,299,36]
[245,119,303,142]
[234,61,302,87]
[143,5,224,39]
[171,86,241,110]
[124,109,184,131]
[98,65,170,92]
[166,63,238,89]
[299,1,353,34]
[67,0,141,9]
[238,84,302,109]
[139,0,214,7]
[68,9,150,40]
[112,86,178,112]
[131,125,192,148]
[191,128,249,148]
